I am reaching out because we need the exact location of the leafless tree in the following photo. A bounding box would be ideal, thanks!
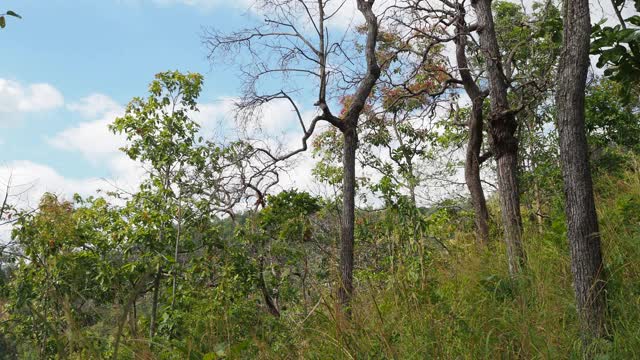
[204,0,382,309]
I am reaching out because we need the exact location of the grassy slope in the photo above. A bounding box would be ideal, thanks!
[215,163,640,359]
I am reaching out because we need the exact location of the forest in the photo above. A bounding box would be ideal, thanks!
[1,0,640,358]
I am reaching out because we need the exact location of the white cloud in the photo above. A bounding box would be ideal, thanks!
[192,98,237,139]
[0,161,104,208]
[48,94,145,195]
[193,97,310,142]
[48,112,126,161]
[67,93,121,119]
[0,79,64,116]
[50,94,126,163]
[0,161,121,243]
[251,98,303,135]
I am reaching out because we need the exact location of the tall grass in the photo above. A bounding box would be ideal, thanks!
[216,165,640,359]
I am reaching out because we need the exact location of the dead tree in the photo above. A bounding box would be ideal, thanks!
[204,0,382,309]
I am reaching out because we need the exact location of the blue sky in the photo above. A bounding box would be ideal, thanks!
[1,0,246,174]
[1,0,319,205]
[0,0,368,217]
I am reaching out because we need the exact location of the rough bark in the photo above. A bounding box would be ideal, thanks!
[556,0,607,341]
[465,99,491,246]
[455,7,490,246]
[472,0,525,273]
[338,127,358,308]
[336,0,381,308]
[496,151,525,273]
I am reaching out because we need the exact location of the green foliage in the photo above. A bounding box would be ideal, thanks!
[591,14,640,102]
[586,78,640,154]
[3,194,126,358]
[4,155,640,359]
[110,70,204,169]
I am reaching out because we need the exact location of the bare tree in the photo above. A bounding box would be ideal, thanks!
[556,0,607,342]
[204,0,382,309]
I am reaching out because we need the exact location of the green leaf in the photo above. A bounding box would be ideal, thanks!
[0,17,5,29]
[616,28,640,43]
[6,10,21,19]
[627,15,640,27]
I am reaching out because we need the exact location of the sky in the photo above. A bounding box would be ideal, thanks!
[0,0,326,209]
[0,0,629,218]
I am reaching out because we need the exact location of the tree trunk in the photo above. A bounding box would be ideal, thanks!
[259,256,280,317]
[148,264,162,341]
[556,0,607,341]
[496,150,525,274]
[338,127,357,308]
[455,8,490,247]
[465,99,491,247]
[130,298,137,338]
[472,0,525,273]
[330,0,380,310]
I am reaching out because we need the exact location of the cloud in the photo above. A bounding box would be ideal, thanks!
[0,79,64,116]
[0,161,105,208]
[48,113,126,161]
[44,90,325,215]
[67,93,121,119]
[49,94,126,163]
[0,160,120,242]
[48,94,146,195]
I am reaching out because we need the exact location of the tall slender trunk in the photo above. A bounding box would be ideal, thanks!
[148,264,162,341]
[472,0,525,273]
[130,298,138,337]
[332,0,380,310]
[455,9,490,246]
[534,182,544,232]
[338,127,357,308]
[465,99,491,246]
[556,0,607,341]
